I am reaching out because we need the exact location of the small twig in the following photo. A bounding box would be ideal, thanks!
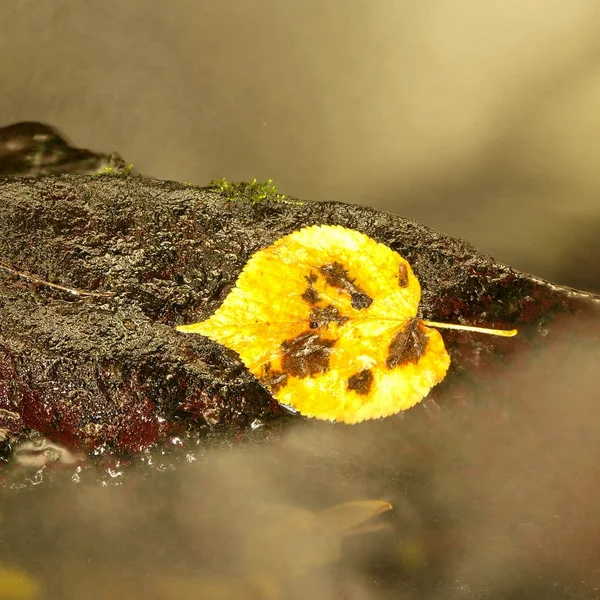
[0,261,115,298]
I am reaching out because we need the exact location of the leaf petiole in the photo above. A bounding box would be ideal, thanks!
[422,320,517,337]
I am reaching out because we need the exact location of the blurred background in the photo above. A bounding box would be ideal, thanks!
[1,3,600,599]
[1,0,599,292]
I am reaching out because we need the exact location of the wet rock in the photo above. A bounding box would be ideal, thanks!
[0,121,130,177]
[0,174,597,461]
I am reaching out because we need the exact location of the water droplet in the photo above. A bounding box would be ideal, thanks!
[71,465,82,483]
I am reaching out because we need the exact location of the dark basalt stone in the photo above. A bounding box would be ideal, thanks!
[0,174,598,463]
[0,121,130,177]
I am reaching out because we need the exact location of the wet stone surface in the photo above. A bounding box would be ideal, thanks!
[0,173,597,468]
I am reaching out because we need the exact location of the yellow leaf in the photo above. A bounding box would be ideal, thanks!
[0,565,40,600]
[177,225,516,423]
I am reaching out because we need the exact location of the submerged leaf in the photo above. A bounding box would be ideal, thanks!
[0,565,39,600]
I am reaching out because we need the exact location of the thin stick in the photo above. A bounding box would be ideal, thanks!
[0,262,115,298]
[422,320,517,337]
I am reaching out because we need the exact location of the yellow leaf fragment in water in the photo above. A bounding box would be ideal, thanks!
[177,225,516,423]
[151,499,393,600]
[0,565,40,600]
[318,499,393,535]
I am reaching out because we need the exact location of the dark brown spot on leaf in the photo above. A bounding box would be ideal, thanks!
[309,304,349,329]
[398,263,409,288]
[350,291,372,310]
[259,362,289,393]
[319,262,373,310]
[302,271,321,305]
[386,319,428,369]
[301,286,321,305]
[346,369,374,395]
[281,331,336,378]
[320,261,348,290]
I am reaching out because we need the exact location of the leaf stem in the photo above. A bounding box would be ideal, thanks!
[422,320,517,337]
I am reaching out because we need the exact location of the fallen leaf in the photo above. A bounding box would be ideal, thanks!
[178,225,515,423]
[0,565,39,600]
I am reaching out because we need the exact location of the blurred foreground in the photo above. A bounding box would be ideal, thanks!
[1,318,599,599]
